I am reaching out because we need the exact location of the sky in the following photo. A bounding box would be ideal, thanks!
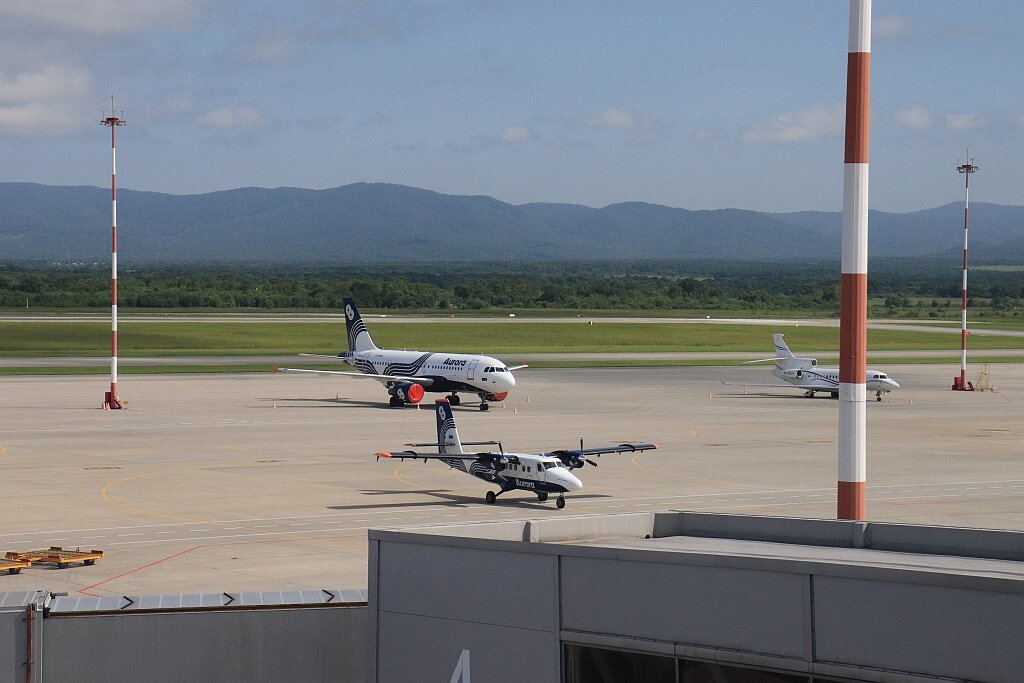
[1,1,1022,213]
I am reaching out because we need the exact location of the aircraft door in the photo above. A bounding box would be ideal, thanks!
[467,359,479,381]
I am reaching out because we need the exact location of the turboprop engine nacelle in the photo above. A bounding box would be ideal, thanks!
[389,382,425,404]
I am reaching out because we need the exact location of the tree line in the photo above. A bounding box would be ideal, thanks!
[1,261,1022,315]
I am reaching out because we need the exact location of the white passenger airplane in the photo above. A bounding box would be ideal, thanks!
[275,298,525,410]
[376,399,657,509]
[725,333,900,401]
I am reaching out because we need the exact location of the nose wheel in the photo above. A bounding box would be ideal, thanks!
[479,402,489,412]
[556,496,566,509]
[448,393,461,406]
[485,491,496,504]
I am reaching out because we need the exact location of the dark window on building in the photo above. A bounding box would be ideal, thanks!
[681,660,809,682]
[564,644,674,683]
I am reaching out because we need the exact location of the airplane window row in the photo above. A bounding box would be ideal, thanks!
[483,367,508,373]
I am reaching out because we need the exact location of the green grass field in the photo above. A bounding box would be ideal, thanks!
[2,320,1023,358]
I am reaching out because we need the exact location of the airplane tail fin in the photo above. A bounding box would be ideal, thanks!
[435,399,464,455]
[773,333,816,369]
[343,298,378,352]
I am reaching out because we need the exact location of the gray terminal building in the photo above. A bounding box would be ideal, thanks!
[368,512,1024,683]
[3,512,1024,682]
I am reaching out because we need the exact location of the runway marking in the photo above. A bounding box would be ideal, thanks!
[0,446,6,456]
[628,402,648,413]
[393,463,427,489]
[79,546,202,597]
[101,470,208,523]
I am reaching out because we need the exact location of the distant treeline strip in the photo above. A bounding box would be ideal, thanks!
[1,262,1023,313]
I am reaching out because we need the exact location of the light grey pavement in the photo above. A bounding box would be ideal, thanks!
[1,364,1022,596]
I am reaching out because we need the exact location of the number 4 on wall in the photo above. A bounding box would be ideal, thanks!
[449,649,471,683]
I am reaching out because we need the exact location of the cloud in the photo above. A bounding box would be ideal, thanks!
[894,106,931,130]
[499,126,531,143]
[873,15,911,41]
[0,65,93,135]
[585,108,649,130]
[945,113,983,130]
[449,125,534,153]
[0,0,198,34]
[198,105,268,129]
[741,105,844,143]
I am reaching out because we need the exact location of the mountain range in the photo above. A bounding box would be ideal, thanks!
[1,182,1021,263]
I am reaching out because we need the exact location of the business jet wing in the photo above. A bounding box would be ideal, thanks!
[274,367,435,386]
[721,380,805,389]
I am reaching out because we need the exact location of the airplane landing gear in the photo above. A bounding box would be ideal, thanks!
[556,496,566,509]
[485,491,497,505]
[479,403,489,412]
[803,390,814,398]
[389,396,404,407]
[831,391,839,399]
[875,391,883,402]
[537,492,548,502]
[448,393,461,406]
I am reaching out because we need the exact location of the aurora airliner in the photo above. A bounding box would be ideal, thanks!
[275,298,525,410]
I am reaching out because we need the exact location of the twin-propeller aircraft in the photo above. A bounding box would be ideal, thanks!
[376,399,657,509]
[276,298,526,410]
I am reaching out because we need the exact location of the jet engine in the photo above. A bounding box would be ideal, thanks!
[389,382,425,404]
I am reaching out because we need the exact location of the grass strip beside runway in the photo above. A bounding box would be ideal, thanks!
[2,320,1024,357]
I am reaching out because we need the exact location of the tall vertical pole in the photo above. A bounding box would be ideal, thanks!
[955,160,978,391]
[102,99,125,409]
[838,0,870,520]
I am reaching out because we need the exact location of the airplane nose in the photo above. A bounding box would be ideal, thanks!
[506,372,516,388]
[561,472,583,492]
[889,379,900,389]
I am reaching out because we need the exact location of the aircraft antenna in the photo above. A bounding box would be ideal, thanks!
[101,96,126,410]
[837,0,871,521]
[953,156,979,391]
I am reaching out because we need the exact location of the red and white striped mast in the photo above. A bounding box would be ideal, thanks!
[838,0,871,520]
[101,98,125,410]
[953,158,978,391]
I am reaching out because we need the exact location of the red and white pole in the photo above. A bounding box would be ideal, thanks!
[102,101,125,409]
[954,160,978,391]
[838,0,870,520]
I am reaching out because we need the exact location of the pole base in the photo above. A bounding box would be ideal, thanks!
[104,391,124,410]
[951,377,975,391]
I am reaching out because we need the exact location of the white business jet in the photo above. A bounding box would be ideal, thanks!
[726,333,900,401]
[276,298,525,410]
[376,399,657,509]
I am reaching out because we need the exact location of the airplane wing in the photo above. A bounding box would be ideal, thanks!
[742,357,786,364]
[274,367,435,386]
[506,364,529,371]
[375,450,519,465]
[545,442,658,468]
[720,380,834,390]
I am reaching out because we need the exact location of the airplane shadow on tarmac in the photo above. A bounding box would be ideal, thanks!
[331,489,613,510]
[716,392,838,400]
[260,397,493,411]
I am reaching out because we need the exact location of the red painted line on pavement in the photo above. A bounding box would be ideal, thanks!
[78,546,201,596]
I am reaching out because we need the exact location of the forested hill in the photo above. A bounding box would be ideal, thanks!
[1,182,1022,263]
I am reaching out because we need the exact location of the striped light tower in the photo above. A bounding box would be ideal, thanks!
[838,0,871,520]
[953,158,978,391]
[101,99,125,410]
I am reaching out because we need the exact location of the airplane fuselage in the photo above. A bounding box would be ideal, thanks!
[343,349,515,399]
[438,451,583,495]
[773,366,899,395]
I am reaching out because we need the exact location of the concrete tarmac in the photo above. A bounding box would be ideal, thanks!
[1,364,1022,596]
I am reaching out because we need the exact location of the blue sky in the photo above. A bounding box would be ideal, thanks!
[1,1,1021,212]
